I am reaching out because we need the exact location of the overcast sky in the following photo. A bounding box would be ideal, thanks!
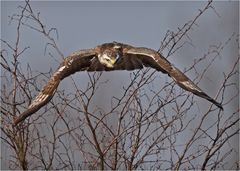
[1,1,239,169]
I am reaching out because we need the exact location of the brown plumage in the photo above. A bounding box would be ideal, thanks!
[14,42,223,126]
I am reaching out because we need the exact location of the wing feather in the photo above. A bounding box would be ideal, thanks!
[14,49,97,126]
[125,47,223,110]
[14,43,223,126]
[124,47,170,73]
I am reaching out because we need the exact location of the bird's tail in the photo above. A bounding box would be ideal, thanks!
[13,74,61,126]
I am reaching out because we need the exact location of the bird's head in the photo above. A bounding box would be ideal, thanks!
[97,42,122,68]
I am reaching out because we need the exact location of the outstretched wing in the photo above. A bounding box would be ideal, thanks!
[14,49,97,126]
[124,47,223,110]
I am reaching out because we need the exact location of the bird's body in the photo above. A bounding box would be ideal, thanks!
[14,42,223,126]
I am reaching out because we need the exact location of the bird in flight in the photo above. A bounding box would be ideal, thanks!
[14,42,223,126]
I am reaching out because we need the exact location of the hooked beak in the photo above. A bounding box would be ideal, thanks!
[110,58,117,66]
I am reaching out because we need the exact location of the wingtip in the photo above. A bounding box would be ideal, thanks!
[12,107,36,127]
[215,102,224,111]
[208,97,223,110]
[13,115,25,127]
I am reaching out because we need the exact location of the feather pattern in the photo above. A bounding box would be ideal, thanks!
[14,49,97,125]
[14,42,223,126]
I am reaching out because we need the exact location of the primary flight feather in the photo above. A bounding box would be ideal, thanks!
[14,42,223,126]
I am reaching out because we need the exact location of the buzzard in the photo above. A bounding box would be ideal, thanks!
[14,42,223,126]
